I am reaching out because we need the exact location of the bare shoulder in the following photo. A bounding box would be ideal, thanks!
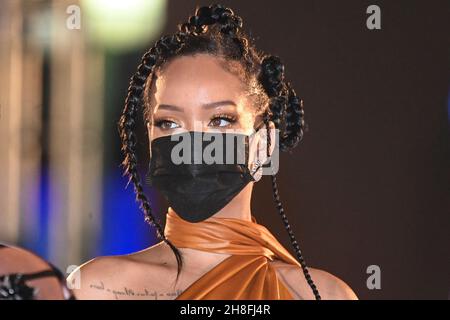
[271,260,358,300]
[67,241,174,300]
[67,255,127,299]
[308,267,358,300]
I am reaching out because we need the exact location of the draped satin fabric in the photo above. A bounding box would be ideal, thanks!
[163,207,303,300]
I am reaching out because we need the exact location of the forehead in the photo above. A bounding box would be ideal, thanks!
[149,54,247,110]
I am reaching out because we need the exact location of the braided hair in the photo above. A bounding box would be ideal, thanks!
[118,4,320,299]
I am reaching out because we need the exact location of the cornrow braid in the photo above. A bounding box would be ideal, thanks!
[179,5,243,36]
[282,83,305,151]
[259,55,306,152]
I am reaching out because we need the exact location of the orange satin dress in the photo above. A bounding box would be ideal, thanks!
[163,207,303,300]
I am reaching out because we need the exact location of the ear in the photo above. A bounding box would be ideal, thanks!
[146,120,155,159]
[248,120,276,182]
[263,120,276,158]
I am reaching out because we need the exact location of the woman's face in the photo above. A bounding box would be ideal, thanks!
[146,54,260,141]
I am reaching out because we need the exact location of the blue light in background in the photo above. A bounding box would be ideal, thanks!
[99,170,158,257]
[24,165,51,259]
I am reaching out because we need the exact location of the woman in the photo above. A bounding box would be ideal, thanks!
[68,4,357,300]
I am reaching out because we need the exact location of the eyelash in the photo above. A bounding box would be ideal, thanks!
[209,113,237,127]
[153,114,238,129]
[153,117,179,129]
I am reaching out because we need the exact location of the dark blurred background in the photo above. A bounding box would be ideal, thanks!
[0,0,448,299]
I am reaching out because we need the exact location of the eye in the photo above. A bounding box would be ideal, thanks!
[208,114,237,128]
[153,118,180,130]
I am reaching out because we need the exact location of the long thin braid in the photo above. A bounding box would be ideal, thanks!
[272,174,321,300]
[263,115,321,300]
[119,47,184,281]
[260,53,321,299]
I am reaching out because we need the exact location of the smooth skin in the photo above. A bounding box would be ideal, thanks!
[67,54,358,300]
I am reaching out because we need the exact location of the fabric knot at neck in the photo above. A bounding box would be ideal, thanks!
[164,207,302,299]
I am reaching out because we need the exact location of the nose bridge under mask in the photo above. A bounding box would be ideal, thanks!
[150,131,251,169]
[147,130,257,223]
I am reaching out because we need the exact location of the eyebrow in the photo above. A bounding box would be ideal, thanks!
[203,100,237,109]
[156,100,237,112]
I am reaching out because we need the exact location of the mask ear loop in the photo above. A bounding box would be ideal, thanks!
[145,119,153,187]
[249,112,272,177]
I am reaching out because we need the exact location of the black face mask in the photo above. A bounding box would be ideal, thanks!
[147,128,263,223]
